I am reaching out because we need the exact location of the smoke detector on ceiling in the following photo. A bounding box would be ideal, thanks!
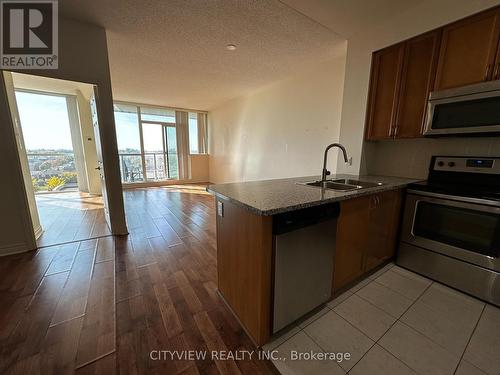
[226,44,237,51]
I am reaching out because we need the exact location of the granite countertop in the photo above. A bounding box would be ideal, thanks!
[207,174,420,216]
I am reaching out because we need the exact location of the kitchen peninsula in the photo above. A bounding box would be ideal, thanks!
[207,174,417,346]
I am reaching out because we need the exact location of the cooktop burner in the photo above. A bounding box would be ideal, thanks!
[408,156,500,202]
[408,180,500,201]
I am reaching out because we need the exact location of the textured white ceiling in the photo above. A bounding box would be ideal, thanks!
[60,0,346,110]
[280,0,423,39]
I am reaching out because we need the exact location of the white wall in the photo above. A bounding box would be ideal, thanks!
[189,154,210,182]
[209,53,347,183]
[335,0,500,176]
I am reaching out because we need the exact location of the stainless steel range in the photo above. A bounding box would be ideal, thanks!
[397,156,500,306]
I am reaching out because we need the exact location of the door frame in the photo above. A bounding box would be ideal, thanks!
[1,71,128,252]
[1,72,37,252]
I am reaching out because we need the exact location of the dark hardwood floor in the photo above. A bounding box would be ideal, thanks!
[0,185,278,374]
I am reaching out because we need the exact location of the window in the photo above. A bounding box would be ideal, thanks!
[188,112,207,154]
[114,103,193,183]
[166,126,178,179]
[140,106,175,123]
[114,104,143,182]
[188,112,199,154]
[114,104,141,153]
[16,91,79,192]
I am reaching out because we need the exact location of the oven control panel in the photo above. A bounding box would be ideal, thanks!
[433,157,500,174]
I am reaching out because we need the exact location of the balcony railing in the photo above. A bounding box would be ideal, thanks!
[118,153,144,183]
[119,152,179,183]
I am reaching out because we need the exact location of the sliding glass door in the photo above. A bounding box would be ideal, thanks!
[114,103,181,183]
[142,122,178,180]
[114,103,206,184]
[142,122,164,180]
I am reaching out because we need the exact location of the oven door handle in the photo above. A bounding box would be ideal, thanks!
[407,189,500,209]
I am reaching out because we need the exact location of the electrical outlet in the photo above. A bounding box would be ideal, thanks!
[217,201,224,217]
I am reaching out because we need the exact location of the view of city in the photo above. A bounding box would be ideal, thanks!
[27,149,78,192]
[15,90,80,194]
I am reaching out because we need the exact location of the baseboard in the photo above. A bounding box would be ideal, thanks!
[121,180,210,189]
[0,242,36,256]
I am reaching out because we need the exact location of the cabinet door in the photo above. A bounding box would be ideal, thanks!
[395,31,441,138]
[333,195,370,292]
[365,43,405,140]
[434,9,500,90]
[364,190,402,272]
[494,36,500,80]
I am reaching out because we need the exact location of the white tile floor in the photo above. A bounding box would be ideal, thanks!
[266,263,500,375]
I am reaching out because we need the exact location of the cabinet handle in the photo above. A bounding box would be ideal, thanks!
[494,63,500,80]
[485,64,491,81]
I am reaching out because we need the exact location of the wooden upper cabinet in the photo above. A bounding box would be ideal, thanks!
[365,43,404,140]
[434,9,500,90]
[365,5,500,141]
[395,31,441,138]
[495,33,500,80]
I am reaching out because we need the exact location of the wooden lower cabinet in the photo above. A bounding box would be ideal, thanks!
[216,198,273,347]
[333,189,403,292]
[365,190,403,270]
[332,195,370,290]
[216,189,403,346]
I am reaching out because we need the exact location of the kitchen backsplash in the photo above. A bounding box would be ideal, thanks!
[364,137,500,179]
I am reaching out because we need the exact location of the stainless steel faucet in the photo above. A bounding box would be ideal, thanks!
[321,143,348,182]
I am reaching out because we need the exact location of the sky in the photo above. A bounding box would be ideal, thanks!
[16,91,198,154]
[16,91,74,150]
[115,111,141,152]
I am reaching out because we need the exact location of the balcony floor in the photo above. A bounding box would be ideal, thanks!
[36,192,111,248]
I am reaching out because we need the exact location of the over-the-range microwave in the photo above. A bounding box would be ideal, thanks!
[424,80,500,136]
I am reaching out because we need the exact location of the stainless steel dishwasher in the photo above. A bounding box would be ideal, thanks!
[273,203,339,333]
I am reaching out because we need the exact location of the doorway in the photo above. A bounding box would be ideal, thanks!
[6,72,112,247]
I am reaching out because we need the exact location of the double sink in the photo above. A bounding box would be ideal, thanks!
[299,178,384,191]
